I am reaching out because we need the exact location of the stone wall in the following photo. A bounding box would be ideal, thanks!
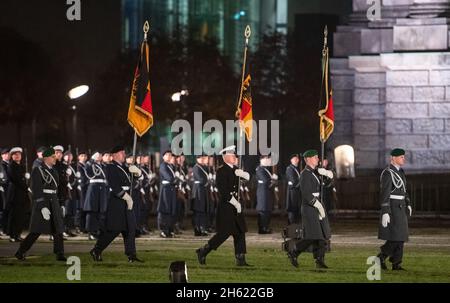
[330,0,450,173]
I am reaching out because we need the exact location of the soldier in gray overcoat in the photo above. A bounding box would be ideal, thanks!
[377,148,412,271]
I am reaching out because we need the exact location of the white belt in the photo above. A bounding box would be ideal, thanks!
[194,181,201,184]
[258,180,264,184]
[312,192,320,197]
[121,186,130,190]
[43,189,57,194]
[390,195,405,200]
[90,179,106,183]
[161,180,170,185]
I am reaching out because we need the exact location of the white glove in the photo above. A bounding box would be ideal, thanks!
[27,187,32,193]
[175,171,181,178]
[382,213,390,228]
[41,207,51,221]
[212,174,216,180]
[138,174,144,181]
[313,200,326,220]
[0,186,4,192]
[271,173,278,180]
[140,188,145,195]
[186,184,191,191]
[25,172,31,180]
[66,168,72,176]
[61,206,66,217]
[67,183,73,190]
[122,192,134,210]
[77,185,81,191]
[128,165,142,177]
[235,169,250,181]
[229,196,242,213]
[75,172,81,178]
[317,168,333,179]
[150,173,156,179]
[179,174,185,182]
[407,206,412,217]
[208,173,213,180]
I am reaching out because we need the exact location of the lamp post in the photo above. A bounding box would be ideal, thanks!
[67,85,89,148]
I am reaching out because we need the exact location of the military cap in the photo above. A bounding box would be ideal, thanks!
[43,147,55,158]
[0,148,9,154]
[9,147,23,154]
[110,145,125,154]
[219,145,236,155]
[302,149,318,158]
[290,153,300,160]
[36,146,47,153]
[77,150,87,156]
[162,150,173,157]
[53,145,64,152]
[390,148,405,157]
[64,150,73,156]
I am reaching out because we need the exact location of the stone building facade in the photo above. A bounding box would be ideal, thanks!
[330,0,450,173]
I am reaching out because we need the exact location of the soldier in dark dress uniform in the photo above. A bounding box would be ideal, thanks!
[196,145,252,266]
[255,154,277,234]
[377,148,412,271]
[285,154,301,224]
[0,148,10,236]
[6,147,31,242]
[157,150,178,238]
[286,149,331,269]
[15,147,67,261]
[75,151,88,233]
[83,152,108,240]
[191,154,210,236]
[90,145,143,263]
[63,151,78,237]
[32,146,46,170]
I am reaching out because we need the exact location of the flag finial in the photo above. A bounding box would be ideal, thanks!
[245,25,251,44]
[143,20,150,40]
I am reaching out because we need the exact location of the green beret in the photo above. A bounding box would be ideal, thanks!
[43,147,55,158]
[303,149,318,158]
[390,148,405,157]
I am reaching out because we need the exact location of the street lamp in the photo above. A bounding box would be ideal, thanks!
[68,85,89,99]
[67,85,89,148]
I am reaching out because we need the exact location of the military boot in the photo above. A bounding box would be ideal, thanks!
[196,243,211,265]
[315,256,329,269]
[377,253,388,270]
[235,253,251,266]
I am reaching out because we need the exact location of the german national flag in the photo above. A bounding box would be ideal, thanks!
[318,44,334,143]
[236,62,253,142]
[127,39,153,137]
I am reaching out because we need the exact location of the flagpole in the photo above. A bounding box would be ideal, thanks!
[320,25,328,202]
[236,25,251,205]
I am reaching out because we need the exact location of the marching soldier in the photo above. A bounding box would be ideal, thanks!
[191,154,210,236]
[196,145,251,266]
[285,154,301,225]
[377,148,412,271]
[255,154,277,234]
[84,151,108,240]
[157,150,178,238]
[15,147,67,261]
[0,148,10,236]
[320,158,336,217]
[125,153,144,237]
[90,145,143,263]
[75,151,88,234]
[286,149,331,269]
[63,151,78,237]
[52,145,68,241]
[6,147,31,242]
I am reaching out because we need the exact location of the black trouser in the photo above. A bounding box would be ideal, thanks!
[293,239,326,259]
[208,231,246,255]
[287,211,300,225]
[257,211,271,232]
[158,213,175,235]
[380,241,404,265]
[75,209,86,232]
[18,232,64,255]
[7,204,26,238]
[94,229,136,256]
[193,211,208,230]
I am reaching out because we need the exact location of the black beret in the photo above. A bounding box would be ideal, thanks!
[36,146,47,153]
[0,148,10,154]
[162,150,173,157]
[290,153,300,160]
[43,147,55,158]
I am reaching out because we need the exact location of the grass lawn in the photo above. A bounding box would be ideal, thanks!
[1,239,449,283]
